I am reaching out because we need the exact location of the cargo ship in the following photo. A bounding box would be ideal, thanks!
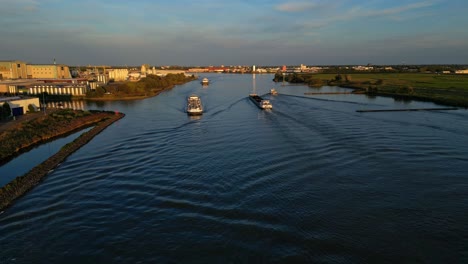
[249,93,272,109]
[186,95,203,115]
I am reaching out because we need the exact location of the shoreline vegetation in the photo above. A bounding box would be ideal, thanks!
[86,73,197,100]
[0,110,125,211]
[274,72,468,107]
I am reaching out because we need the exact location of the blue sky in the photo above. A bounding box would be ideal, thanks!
[1,0,467,66]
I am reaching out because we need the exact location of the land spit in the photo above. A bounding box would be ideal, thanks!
[0,111,125,211]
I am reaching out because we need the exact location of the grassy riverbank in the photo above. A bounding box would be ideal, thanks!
[275,73,468,107]
[0,109,121,164]
[0,110,124,211]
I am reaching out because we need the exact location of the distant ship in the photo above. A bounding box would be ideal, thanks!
[186,95,203,115]
[249,74,272,109]
[201,78,209,85]
[249,93,272,109]
[270,88,278,95]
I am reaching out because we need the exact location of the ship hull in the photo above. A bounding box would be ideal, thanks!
[187,95,203,115]
[249,94,272,109]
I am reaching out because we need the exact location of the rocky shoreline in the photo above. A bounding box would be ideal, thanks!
[0,111,125,211]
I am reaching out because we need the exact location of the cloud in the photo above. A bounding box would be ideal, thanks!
[0,0,39,14]
[345,1,437,20]
[275,1,320,12]
[280,0,439,33]
[365,1,434,17]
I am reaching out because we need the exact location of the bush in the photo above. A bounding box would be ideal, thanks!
[28,104,36,113]
[1,103,11,120]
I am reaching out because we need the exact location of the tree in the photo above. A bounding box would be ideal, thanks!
[28,104,36,113]
[1,102,11,120]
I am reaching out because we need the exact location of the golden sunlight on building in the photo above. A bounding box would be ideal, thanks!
[0,60,71,79]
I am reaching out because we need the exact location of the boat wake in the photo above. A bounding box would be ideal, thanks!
[209,97,246,117]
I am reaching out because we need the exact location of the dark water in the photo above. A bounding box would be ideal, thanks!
[0,127,92,188]
[1,74,468,263]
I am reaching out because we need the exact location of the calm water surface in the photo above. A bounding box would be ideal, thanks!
[1,74,468,263]
[0,127,92,188]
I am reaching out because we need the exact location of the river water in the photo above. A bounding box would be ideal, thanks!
[1,74,468,263]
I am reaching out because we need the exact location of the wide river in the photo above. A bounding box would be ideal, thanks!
[1,74,468,263]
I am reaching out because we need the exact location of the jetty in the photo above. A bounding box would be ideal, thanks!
[0,111,125,211]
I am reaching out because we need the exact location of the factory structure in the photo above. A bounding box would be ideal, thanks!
[0,60,72,79]
[0,60,191,117]
[0,60,87,95]
[0,60,92,117]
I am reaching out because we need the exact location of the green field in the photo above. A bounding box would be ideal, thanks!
[314,73,468,89]
[279,73,468,107]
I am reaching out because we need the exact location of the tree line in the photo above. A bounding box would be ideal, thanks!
[86,73,196,98]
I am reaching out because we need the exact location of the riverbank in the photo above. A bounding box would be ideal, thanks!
[0,110,124,211]
[85,73,197,100]
[275,73,468,107]
[0,109,122,164]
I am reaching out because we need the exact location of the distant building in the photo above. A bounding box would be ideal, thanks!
[29,84,88,96]
[109,69,129,81]
[353,66,374,71]
[0,96,40,116]
[187,68,209,73]
[153,69,188,76]
[1,77,90,96]
[455,69,468,74]
[0,79,38,93]
[97,74,108,85]
[128,72,141,80]
[0,61,28,79]
[0,60,72,79]
[27,64,72,79]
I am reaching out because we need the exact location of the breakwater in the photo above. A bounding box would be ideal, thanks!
[0,111,124,211]
[0,110,122,164]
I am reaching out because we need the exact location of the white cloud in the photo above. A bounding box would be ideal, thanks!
[292,1,438,30]
[0,0,39,14]
[360,1,436,17]
[275,2,320,12]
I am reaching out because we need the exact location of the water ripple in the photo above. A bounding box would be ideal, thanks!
[1,75,468,263]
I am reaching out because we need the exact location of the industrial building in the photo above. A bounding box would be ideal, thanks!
[0,96,41,116]
[1,78,91,97]
[108,69,129,81]
[27,64,72,79]
[28,84,88,96]
[0,60,71,79]
[0,61,28,79]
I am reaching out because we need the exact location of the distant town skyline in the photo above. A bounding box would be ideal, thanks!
[1,0,467,66]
